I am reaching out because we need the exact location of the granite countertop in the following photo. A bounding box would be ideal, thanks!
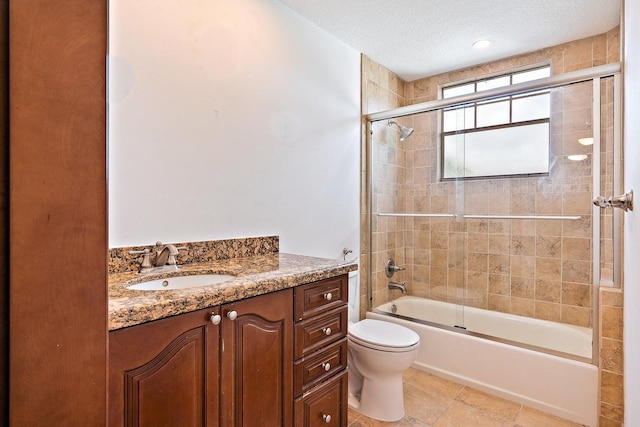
[108,252,358,330]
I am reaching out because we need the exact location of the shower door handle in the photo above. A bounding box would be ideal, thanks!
[593,190,633,212]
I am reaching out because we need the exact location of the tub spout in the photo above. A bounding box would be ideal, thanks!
[388,281,406,293]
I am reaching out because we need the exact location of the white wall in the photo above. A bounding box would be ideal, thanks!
[624,0,640,423]
[108,0,361,260]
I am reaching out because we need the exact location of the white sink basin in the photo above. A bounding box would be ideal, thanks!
[126,274,236,291]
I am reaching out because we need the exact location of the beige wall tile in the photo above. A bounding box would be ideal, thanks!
[511,276,534,299]
[468,233,488,253]
[601,288,623,307]
[561,305,591,327]
[562,282,591,307]
[600,370,624,407]
[601,305,623,340]
[488,294,510,312]
[510,255,535,277]
[562,191,593,215]
[510,235,536,256]
[536,258,562,280]
[601,338,623,374]
[489,254,510,275]
[562,237,591,261]
[488,234,510,254]
[536,219,562,236]
[535,279,562,303]
[511,297,534,317]
[598,416,623,427]
[535,301,562,321]
[536,235,562,257]
[562,215,592,237]
[600,402,624,423]
[488,274,510,295]
[562,259,591,284]
[468,252,488,272]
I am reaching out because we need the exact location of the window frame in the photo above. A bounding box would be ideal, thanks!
[440,65,552,180]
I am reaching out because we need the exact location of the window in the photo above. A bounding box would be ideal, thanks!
[441,66,551,179]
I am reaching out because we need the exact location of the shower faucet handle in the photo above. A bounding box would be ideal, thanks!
[385,258,406,278]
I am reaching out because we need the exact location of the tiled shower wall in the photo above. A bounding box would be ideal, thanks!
[361,56,409,319]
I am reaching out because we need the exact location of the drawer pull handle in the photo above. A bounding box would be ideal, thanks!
[210,313,222,325]
[322,414,332,423]
[322,362,331,371]
[323,292,333,301]
[227,310,238,320]
[322,327,332,336]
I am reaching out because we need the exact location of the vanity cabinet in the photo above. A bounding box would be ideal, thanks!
[109,307,217,426]
[109,288,293,426]
[293,275,349,427]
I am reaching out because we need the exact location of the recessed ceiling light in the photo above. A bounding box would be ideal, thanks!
[473,39,491,49]
[578,137,594,145]
[568,154,588,161]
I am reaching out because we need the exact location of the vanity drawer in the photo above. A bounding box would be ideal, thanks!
[294,306,347,359]
[294,338,347,396]
[294,370,347,427]
[294,275,348,321]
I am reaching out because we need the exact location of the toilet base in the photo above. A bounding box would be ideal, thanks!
[348,373,405,422]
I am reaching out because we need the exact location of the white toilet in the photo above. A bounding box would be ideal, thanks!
[347,272,420,422]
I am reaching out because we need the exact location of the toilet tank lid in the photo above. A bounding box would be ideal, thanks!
[349,319,419,348]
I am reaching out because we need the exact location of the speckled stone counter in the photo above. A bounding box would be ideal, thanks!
[109,252,357,330]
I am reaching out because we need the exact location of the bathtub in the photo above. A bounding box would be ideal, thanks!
[369,296,598,427]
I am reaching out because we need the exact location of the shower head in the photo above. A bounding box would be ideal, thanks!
[388,120,414,141]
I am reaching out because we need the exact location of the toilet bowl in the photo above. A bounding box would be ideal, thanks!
[347,318,420,422]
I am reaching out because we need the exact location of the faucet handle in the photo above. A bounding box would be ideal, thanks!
[167,246,187,266]
[128,248,153,273]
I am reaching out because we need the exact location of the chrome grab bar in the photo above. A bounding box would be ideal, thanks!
[462,214,582,220]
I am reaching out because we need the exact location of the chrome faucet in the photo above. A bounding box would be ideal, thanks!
[388,281,407,293]
[154,241,181,267]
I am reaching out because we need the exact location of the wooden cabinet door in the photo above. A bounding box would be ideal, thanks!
[109,307,220,427]
[220,289,293,427]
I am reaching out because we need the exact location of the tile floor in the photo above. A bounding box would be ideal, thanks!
[347,368,586,427]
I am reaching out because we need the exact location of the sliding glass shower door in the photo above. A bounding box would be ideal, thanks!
[367,65,621,361]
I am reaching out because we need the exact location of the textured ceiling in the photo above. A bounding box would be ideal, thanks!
[276,0,620,82]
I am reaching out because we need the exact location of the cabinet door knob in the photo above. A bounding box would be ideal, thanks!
[323,292,332,301]
[210,313,222,325]
[322,414,332,423]
[322,327,332,336]
[227,310,238,320]
[321,362,331,371]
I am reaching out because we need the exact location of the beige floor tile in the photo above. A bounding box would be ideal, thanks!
[433,400,513,427]
[514,406,585,427]
[351,368,583,427]
[403,383,451,424]
[348,409,431,427]
[403,369,464,401]
[455,387,521,422]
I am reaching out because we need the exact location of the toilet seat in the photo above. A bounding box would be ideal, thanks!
[349,319,419,353]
